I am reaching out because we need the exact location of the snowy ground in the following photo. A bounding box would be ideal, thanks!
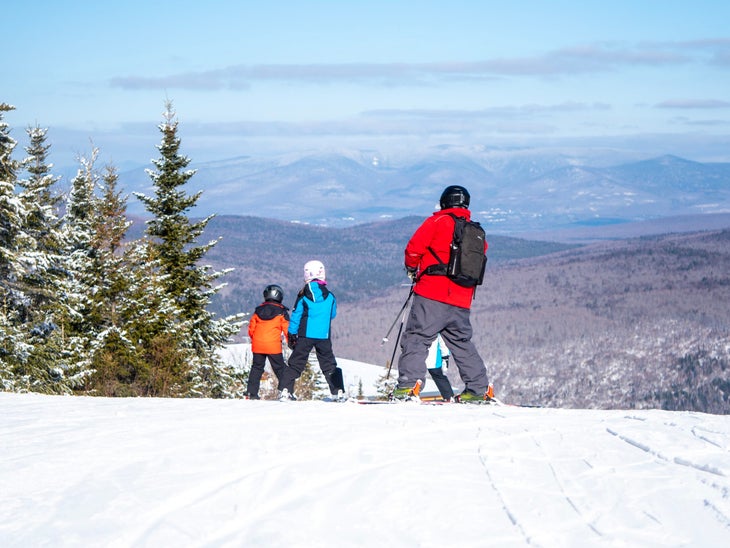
[2,387,730,547]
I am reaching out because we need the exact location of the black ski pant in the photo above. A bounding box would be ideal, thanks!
[398,294,488,395]
[428,367,454,400]
[247,353,286,398]
[278,337,344,395]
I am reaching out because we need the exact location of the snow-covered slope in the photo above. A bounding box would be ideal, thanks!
[1,392,729,546]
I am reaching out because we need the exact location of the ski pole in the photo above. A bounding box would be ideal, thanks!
[381,284,414,345]
[385,288,413,379]
[385,311,407,379]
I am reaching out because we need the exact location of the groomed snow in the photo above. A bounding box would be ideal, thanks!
[2,385,729,547]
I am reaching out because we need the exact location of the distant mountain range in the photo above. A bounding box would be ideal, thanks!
[117,149,730,232]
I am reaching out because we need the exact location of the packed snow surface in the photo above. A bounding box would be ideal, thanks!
[2,387,730,547]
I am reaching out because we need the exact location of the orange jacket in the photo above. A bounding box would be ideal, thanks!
[248,302,289,354]
[405,207,488,309]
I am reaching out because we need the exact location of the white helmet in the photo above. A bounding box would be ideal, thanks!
[304,260,326,282]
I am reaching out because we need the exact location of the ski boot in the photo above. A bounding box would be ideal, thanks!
[389,380,423,402]
[456,383,497,404]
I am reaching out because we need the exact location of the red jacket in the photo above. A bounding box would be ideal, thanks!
[405,208,488,309]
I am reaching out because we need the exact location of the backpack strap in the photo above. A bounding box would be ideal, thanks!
[420,246,448,279]
[420,214,463,279]
[448,213,465,242]
[427,246,446,266]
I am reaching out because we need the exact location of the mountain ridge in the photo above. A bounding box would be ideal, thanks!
[117,150,730,230]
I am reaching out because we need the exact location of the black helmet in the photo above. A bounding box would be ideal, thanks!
[439,185,470,209]
[263,284,284,303]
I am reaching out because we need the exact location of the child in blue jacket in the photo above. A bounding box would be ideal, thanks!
[277,260,345,400]
[426,334,455,401]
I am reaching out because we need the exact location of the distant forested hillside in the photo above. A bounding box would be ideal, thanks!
[183,215,576,316]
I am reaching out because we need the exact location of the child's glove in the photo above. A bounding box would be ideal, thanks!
[287,332,298,350]
[406,266,417,281]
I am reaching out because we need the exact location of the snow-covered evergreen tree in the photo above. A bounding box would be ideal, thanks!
[135,102,243,397]
[82,165,192,397]
[18,126,62,260]
[0,104,59,392]
[10,124,68,390]
[0,105,23,286]
[54,148,102,390]
[375,370,397,400]
[18,124,64,300]
[89,165,129,321]
[0,107,62,394]
[82,164,139,394]
[0,103,26,390]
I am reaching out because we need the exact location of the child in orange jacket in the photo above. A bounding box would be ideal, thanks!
[246,284,290,399]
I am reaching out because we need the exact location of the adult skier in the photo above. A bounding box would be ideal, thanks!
[393,185,489,401]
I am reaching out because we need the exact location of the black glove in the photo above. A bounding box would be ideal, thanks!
[406,266,417,281]
[287,332,298,350]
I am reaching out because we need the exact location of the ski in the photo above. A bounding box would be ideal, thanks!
[269,383,518,406]
[356,383,503,405]
[354,397,500,406]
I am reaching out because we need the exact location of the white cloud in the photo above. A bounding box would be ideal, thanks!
[108,40,726,91]
[656,99,730,109]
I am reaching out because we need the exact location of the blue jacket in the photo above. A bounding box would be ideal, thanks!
[426,335,449,369]
[289,280,337,339]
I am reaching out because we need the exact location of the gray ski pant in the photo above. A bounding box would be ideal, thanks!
[397,294,488,394]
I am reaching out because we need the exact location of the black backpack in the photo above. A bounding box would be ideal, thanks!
[423,214,487,288]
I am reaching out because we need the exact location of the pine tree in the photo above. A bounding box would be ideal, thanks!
[121,237,196,396]
[19,124,63,262]
[0,103,24,389]
[376,371,397,400]
[82,164,138,395]
[0,106,69,394]
[18,126,62,304]
[135,102,243,397]
[12,124,68,390]
[18,125,63,295]
[0,104,24,298]
[82,165,189,397]
[54,148,102,390]
[87,165,130,332]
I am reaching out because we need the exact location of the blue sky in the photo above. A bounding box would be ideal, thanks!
[5,0,730,167]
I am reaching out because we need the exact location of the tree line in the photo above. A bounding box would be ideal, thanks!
[1,101,244,397]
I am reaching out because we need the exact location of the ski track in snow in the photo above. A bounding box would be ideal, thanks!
[475,410,605,547]
[2,393,730,547]
[473,408,730,547]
